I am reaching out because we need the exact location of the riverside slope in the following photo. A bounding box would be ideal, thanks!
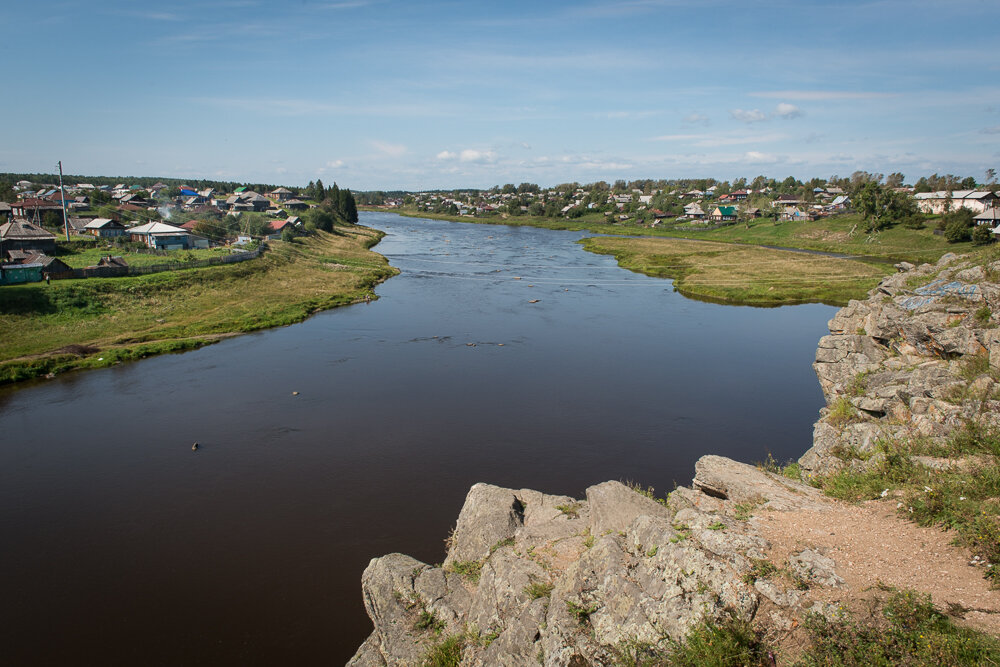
[349,252,1000,666]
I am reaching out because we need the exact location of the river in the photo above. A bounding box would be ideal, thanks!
[0,212,836,665]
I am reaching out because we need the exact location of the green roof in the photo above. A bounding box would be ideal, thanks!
[717,206,737,215]
[234,186,248,193]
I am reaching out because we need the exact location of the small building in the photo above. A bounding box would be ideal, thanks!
[0,219,57,253]
[95,255,129,268]
[14,251,72,274]
[83,218,127,238]
[284,199,309,211]
[270,187,293,201]
[128,221,196,250]
[709,205,737,222]
[974,208,1000,226]
[914,191,998,215]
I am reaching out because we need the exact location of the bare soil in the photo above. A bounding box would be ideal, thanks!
[755,497,1000,636]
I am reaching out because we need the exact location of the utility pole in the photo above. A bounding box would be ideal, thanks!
[57,161,70,241]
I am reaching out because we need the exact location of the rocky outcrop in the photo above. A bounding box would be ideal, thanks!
[350,253,1000,665]
[349,464,843,666]
[800,254,1000,477]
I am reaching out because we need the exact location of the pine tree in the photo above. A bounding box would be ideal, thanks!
[314,179,325,202]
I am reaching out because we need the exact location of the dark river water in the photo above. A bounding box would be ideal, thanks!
[0,212,836,665]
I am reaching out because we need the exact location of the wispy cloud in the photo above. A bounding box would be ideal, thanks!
[729,109,768,124]
[650,132,788,148]
[751,90,896,101]
[683,113,710,125]
[774,103,802,119]
[371,141,407,157]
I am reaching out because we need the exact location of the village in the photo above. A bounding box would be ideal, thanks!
[0,179,337,285]
[384,177,1000,232]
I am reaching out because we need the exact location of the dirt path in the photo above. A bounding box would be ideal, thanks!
[755,498,1000,636]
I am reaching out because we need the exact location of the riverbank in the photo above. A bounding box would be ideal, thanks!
[370,206,971,264]
[350,249,1000,666]
[0,227,397,384]
[579,236,887,306]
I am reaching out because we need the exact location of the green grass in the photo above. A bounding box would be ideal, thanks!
[666,613,773,667]
[57,244,231,269]
[524,580,554,600]
[0,227,396,384]
[555,502,581,517]
[795,587,1000,666]
[420,633,467,667]
[445,559,483,583]
[565,600,599,624]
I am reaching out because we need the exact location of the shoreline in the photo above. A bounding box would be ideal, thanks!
[0,226,398,387]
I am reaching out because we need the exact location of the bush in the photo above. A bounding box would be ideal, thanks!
[971,224,994,246]
[945,218,972,243]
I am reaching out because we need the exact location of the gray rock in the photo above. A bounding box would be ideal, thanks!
[444,483,525,568]
[789,549,845,588]
[693,455,827,511]
[586,480,671,537]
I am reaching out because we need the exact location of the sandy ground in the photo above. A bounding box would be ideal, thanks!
[755,497,1000,636]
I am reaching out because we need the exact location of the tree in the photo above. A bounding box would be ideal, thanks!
[853,181,916,232]
[986,168,997,185]
[885,172,905,188]
[281,226,296,243]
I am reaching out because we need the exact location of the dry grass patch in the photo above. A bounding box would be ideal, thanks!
[580,236,886,306]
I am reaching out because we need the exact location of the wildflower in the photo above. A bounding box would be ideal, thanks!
[909,507,914,513]
[960,496,967,501]
[880,489,889,498]
[897,502,903,508]
[924,486,932,493]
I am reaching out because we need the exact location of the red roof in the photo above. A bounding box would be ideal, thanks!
[180,220,199,230]
[269,219,292,231]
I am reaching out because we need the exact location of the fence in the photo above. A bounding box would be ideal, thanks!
[46,247,264,281]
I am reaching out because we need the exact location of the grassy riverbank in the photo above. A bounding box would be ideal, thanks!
[0,227,396,384]
[585,236,887,306]
[373,207,970,264]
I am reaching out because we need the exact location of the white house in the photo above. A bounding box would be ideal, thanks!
[914,191,998,215]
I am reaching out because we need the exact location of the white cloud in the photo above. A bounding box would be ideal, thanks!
[459,149,496,163]
[743,151,780,164]
[371,141,407,157]
[774,102,802,119]
[730,108,767,123]
[326,159,345,168]
[436,150,457,160]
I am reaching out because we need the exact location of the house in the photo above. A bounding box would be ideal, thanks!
[13,251,72,274]
[268,219,295,238]
[775,194,803,206]
[83,218,127,237]
[974,208,1000,226]
[709,206,737,222]
[827,195,850,210]
[780,207,816,221]
[10,198,64,220]
[914,191,998,215]
[0,202,11,222]
[94,255,129,268]
[128,221,198,250]
[270,187,293,201]
[284,199,309,211]
[683,203,706,218]
[730,190,749,201]
[0,219,57,253]
[67,217,91,233]
[744,207,761,219]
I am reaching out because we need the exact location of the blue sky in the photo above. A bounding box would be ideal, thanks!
[5,0,999,190]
